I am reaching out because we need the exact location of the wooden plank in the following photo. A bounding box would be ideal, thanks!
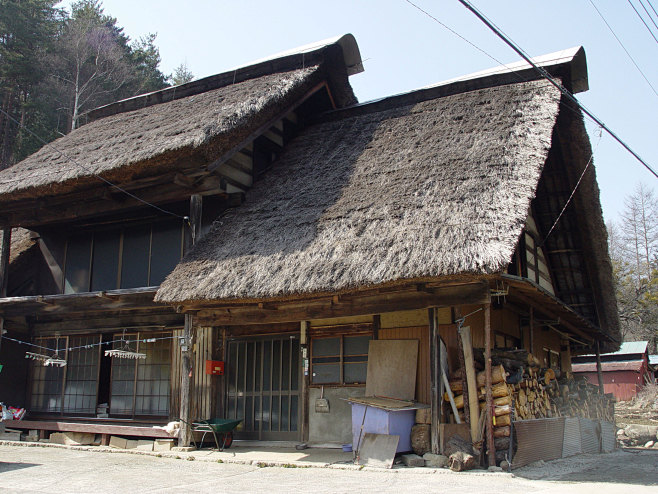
[378,326,430,404]
[10,420,174,438]
[459,326,479,442]
[365,340,418,401]
[195,282,490,326]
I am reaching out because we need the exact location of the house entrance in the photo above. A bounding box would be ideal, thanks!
[226,335,300,441]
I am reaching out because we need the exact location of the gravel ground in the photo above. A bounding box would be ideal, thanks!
[0,444,656,493]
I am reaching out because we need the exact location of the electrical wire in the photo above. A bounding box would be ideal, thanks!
[588,0,658,97]
[455,0,658,179]
[1,333,180,354]
[539,127,604,247]
[0,107,188,222]
[647,0,658,19]
[639,0,658,31]
[628,0,658,44]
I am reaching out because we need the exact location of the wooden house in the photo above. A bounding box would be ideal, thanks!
[572,341,650,401]
[0,35,620,463]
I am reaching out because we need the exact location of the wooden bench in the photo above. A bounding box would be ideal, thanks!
[9,420,176,445]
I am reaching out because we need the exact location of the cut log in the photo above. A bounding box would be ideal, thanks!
[476,364,507,387]
[493,414,511,427]
[449,451,476,472]
[493,426,510,438]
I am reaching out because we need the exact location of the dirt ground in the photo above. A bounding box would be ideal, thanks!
[0,444,656,493]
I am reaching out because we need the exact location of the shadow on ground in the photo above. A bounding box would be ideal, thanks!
[0,462,41,473]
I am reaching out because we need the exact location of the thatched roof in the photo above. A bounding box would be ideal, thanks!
[156,79,562,303]
[0,37,359,206]
[0,67,325,203]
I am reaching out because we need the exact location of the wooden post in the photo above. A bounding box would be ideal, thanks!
[428,308,440,454]
[184,194,203,252]
[596,341,605,395]
[179,312,196,447]
[529,306,535,355]
[484,302,495,467]
[0,227,10,354]
[300,321,310,443]
[179,195,202,447]
[459,325,479,442]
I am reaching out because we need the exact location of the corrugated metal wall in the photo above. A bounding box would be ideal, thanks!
[600,421,615,453]
[170,327,214,421]
[512,418,565,468]
[379,326,430,404]
[562,417,582,457]
[579,418,601,454]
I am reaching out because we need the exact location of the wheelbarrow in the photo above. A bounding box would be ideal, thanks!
[184,418,242,451]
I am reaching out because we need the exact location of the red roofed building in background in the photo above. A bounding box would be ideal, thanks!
[572,341,650,401]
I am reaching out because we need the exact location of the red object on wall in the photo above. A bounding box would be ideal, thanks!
[205,360,224,375]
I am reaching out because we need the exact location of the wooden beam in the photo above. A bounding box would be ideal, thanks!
[195,282,490,326]
[0,227,9,354]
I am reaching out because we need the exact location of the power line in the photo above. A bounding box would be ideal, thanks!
[628,0,658,44]
[588,0,658,97]
[639,0,658,31]
[0,107,188,222]
[647,0,658,19]
[456,0,658,179]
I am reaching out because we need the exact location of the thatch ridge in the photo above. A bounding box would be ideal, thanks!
[156,79,562,306]
[0,66,326,204]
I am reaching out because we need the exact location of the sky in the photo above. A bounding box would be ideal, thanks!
[61,0,658,224]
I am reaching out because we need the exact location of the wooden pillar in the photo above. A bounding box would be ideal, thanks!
[179,195,202,447]
[428,308,440,454]
[596,341,605,395]
[529,306,535,355]
[484,302,495,467]
[300,321,310,443]
[179,312,196,447]
[0,227,10,354]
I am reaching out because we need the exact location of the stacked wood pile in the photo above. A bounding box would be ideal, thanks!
[549,377,615,422]
[450,348,614,423]
[448,364,512,462]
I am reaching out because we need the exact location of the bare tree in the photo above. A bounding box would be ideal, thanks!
[610,184,658,351]
[50,1,132,131]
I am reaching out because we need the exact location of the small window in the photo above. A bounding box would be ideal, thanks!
[311,333,371,385]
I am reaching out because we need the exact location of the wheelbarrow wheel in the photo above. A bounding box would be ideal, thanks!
[222,431,233,449]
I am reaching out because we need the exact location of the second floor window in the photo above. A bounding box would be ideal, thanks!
[63,219,183,294]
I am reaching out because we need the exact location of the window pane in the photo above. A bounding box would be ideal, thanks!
[344,362,368,384]
[120,226,151,288]
[64,235,91,293]
[344,335,371,356]
[91,231,120,291]
[149,221,182,286]
[312,363,340,384]
[63,336,100,414]
[312,337,340,357]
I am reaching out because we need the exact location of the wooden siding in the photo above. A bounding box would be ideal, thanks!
[378,326,430,404]
[170,327,214,421]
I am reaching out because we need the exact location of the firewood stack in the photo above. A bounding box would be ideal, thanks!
[548,377,615,421]
[508,354,557,420]
[448,364,512,460]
